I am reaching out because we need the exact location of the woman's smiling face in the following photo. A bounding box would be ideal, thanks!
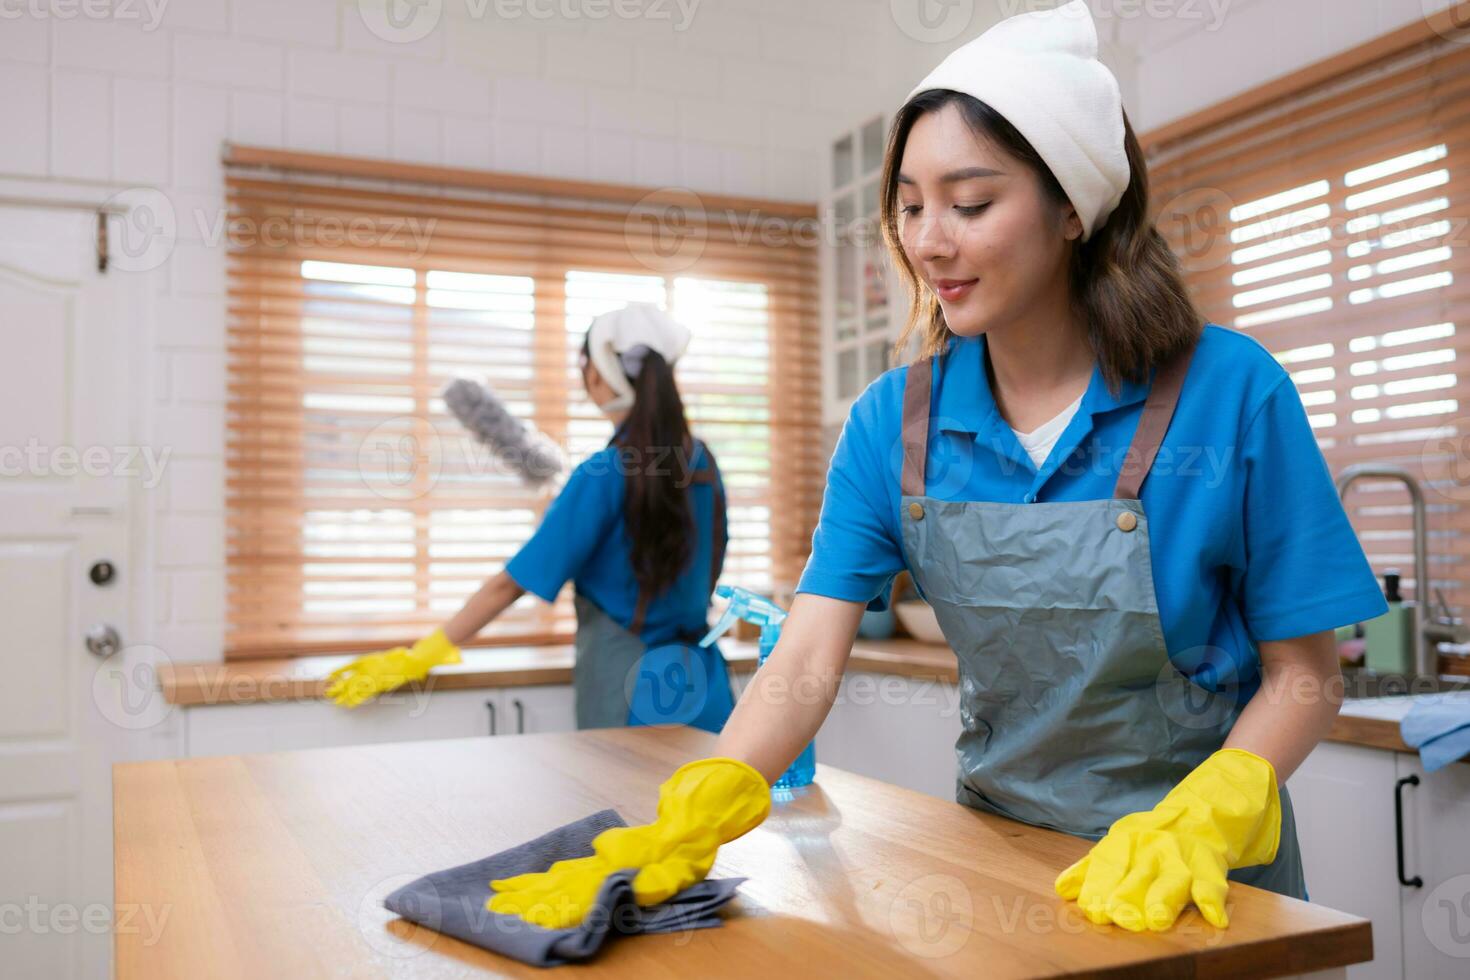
[895,101,1082,338]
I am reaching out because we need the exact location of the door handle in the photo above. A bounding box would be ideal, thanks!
[85,623,122,659]
[513,698,525,734]
[1395,774,1423,888]
[485,700,497,736]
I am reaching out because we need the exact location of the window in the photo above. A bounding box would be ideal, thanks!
[1145,16,1470,613]
[224,149,819,658]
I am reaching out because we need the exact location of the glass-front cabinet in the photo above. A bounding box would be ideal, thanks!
[823,114,907,426]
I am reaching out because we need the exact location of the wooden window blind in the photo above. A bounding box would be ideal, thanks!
[1144,10,1470,616]
[223,147,821,659]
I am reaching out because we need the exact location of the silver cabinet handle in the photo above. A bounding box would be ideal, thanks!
[85,623,122,658]
[485,700,497,735]
[513,698,525,734]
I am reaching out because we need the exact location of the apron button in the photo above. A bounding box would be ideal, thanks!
[1116,511,1138,532]
[908,502,925,520]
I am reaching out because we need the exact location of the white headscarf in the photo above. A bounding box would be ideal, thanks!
[583,303,693,415]
[906,0,1129,242]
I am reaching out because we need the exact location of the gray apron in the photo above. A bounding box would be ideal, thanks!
[897,340,1306,899]
[570,446,731,731]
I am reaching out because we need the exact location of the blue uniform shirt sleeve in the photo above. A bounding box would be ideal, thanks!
[505,457,619,604]
[796,375,907,610]
[1234,377,1389,641]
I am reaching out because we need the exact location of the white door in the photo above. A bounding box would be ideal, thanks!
[0,203,146,979]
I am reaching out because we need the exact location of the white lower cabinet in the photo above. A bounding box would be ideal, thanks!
[731,664,964,798]
[1289,740,1470,980]
[814,671,964,799]
[184,685,575,758]
[1290,742,1404,980]
[497,685,578,737]
[1396,753,1470,978]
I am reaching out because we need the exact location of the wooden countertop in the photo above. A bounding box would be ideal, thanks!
[113,727,1371,979]
[157,638,958,708]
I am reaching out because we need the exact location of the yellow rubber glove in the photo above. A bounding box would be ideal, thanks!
[487,757,771,928]
[324,629,461,708]
[1054,747,1281,932]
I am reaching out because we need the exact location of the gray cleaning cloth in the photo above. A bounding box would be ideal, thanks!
[382,808,746,967]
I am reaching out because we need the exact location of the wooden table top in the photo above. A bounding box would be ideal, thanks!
[114,727,1371,979]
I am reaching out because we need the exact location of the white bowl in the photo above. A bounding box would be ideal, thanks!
[893,599,947,645]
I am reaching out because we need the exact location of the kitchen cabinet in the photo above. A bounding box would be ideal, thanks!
[727,662,964,799]
[815,670,964,798]
[496,684,577,736]
[183,684,574,758]
[1290,741,1404,980]
[1289,739,1470,979]
[1397,752,1470,978]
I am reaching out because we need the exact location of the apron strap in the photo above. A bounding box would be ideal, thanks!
[1113,340,1199,500]
[900,356,936,497]
[628,441,727,637]
[900,338,1199,503]
[630,594,650,638]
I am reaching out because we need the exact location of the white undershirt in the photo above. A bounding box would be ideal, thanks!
[1010,393,1084,468]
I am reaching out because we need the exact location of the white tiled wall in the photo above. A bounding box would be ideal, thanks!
[1118,0,1464,132]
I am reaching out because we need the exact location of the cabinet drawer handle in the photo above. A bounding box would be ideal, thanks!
[1394,774,1423,888]
[485,700,497,736]
[513,698,525,734]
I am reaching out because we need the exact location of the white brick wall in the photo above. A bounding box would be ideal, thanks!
[2,0,894,663]
[53,71,113,179]
[1118,0,1459,132]
[175,33,285,87]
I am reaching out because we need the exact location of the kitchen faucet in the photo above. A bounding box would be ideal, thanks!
[1335,463,1467,677]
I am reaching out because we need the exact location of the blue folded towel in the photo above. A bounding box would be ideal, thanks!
[1400,691,1470,772]
[382,808,745,967]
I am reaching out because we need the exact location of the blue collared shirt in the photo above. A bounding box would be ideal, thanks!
[797,324,1388,699]
[506,439,725,646]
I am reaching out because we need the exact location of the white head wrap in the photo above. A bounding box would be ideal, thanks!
[906,0,1129,242]
[583,302,692,415]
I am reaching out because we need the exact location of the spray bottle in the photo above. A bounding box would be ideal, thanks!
[700,585,816,791]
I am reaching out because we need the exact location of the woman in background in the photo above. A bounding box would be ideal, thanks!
[326,303,734,733]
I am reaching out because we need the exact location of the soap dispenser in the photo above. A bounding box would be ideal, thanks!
[1363,568,1415,674]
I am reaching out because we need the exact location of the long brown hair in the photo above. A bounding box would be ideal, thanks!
[583,338,698,603]
[882,89,1202,391]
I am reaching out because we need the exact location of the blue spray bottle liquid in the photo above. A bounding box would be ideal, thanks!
[699,585,816,791]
